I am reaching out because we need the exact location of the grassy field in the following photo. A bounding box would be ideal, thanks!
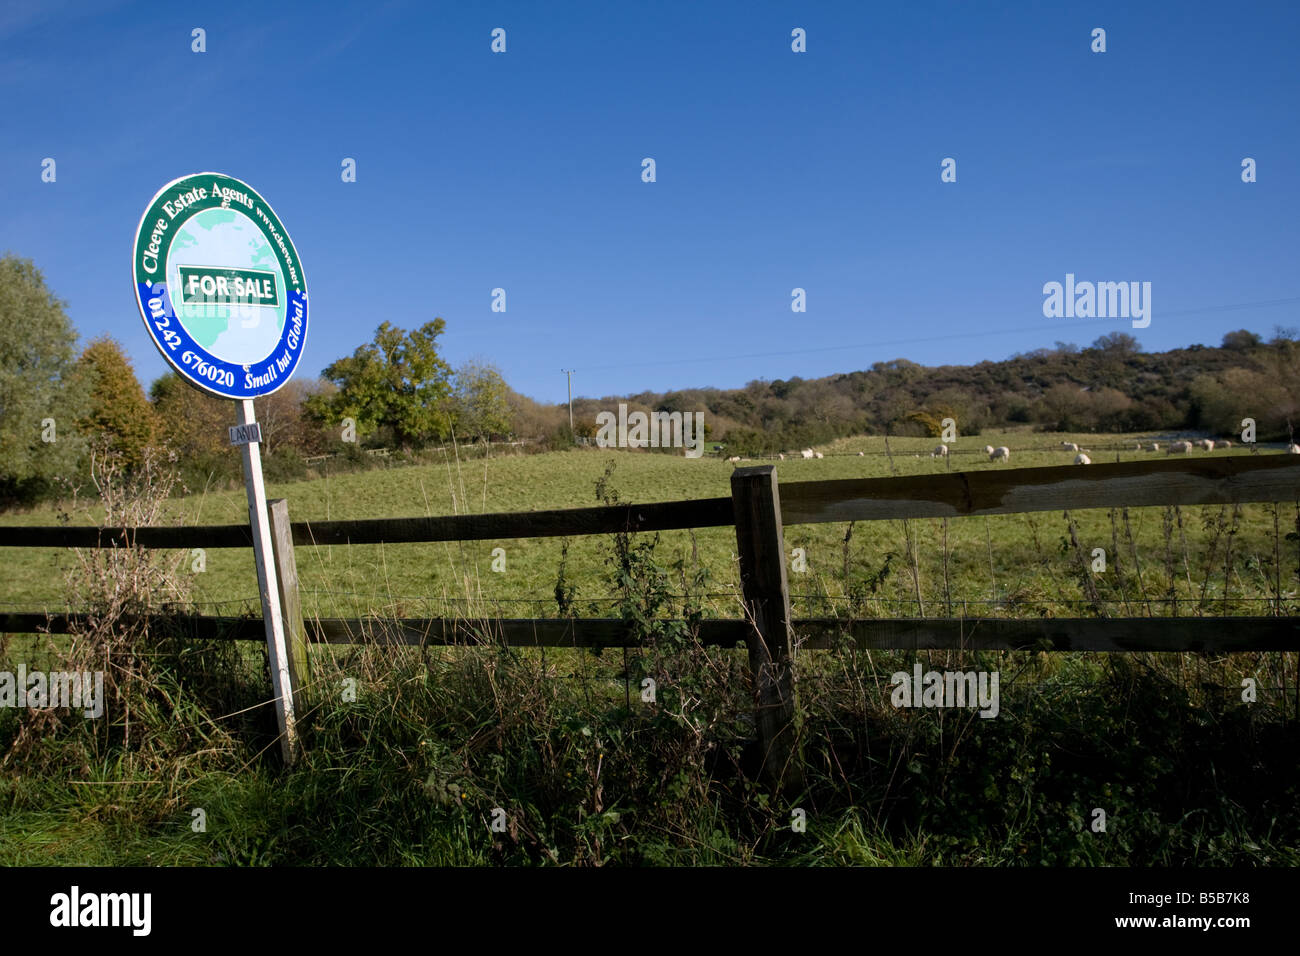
[2,428,1296,621]
[1,429,1298,866]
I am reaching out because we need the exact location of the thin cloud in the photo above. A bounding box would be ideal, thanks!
[0,0,130,45]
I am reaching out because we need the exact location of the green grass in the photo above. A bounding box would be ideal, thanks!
[2,429,1295,622]
[3,639,1295,866]
[1,428,1298,866]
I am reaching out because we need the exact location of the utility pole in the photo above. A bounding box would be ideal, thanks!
[561,369,575,441]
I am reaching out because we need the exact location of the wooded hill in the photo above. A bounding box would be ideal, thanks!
[568,330,1300,455]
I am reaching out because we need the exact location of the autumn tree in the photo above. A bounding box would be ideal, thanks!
[253,378,334,456]
[150,371,236,484]
[505,389,566,442]
[451,360,512,442]
[77,336,158,469]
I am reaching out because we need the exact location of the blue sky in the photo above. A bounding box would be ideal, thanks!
[2,0,1297,404]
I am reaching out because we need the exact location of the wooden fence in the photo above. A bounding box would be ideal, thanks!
[3,455,1300,789]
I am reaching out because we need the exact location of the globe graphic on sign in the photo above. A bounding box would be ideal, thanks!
[165,207,288,365]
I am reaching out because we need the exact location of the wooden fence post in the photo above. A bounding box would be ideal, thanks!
[731,466,803,792]
[268,499,309,715]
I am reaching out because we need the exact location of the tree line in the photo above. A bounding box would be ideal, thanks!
[2,251,1297,506]
[569,329,1300,456]
[0,254,569,503]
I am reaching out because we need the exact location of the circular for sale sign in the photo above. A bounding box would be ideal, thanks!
[132,172,307,398]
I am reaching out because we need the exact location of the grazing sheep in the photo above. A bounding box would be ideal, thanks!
[1197,439,1216,451]
[983,445,994,456]
[989,446,1010,462]
[1219,439,1232,448]
[1148,442,1159,452]
[778,453,785,460]
[815,452,824,459]
[1075,453,1091,465]
[1061,442,1080,452]
[801,448,815,459]
[727,456,741,463]
[1166,441,1192,454]
[1289,443,1300,454]
[857,451,865,457]
[931,444,949,458]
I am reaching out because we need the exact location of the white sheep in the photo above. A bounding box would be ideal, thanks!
[778,453,785,460]
[1219,439,1232,448]
[1288,443,1300,454]
[1061,442,1080,452]
[1133,442,1142,451]
[815,452,824,459]
[1198,439,1216,451]
[931,444,949,458]
[1167,441,1192,454]
[800,448,814,459]
[857,451,865,457]
[1075,453,1091,465]
[727,456,741,463]
[983,445,994,456]
[1148,442,1159,452]
[989,446,1010,462]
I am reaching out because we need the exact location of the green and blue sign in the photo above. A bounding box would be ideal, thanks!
[132,172,307,399]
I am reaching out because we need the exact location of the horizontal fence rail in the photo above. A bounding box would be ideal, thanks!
[778,455,1300,524]
[1,457,1297,550]
[5,613,1298,652]
[0,497,736,549]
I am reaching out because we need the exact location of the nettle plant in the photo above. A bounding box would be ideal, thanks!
[591,462,740,735]
[593,461,706,640]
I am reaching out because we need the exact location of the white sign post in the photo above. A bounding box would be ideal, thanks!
[235,399,298,762]
[133,172,310,765]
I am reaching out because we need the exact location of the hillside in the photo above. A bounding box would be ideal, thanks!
[568,331,1300,455]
